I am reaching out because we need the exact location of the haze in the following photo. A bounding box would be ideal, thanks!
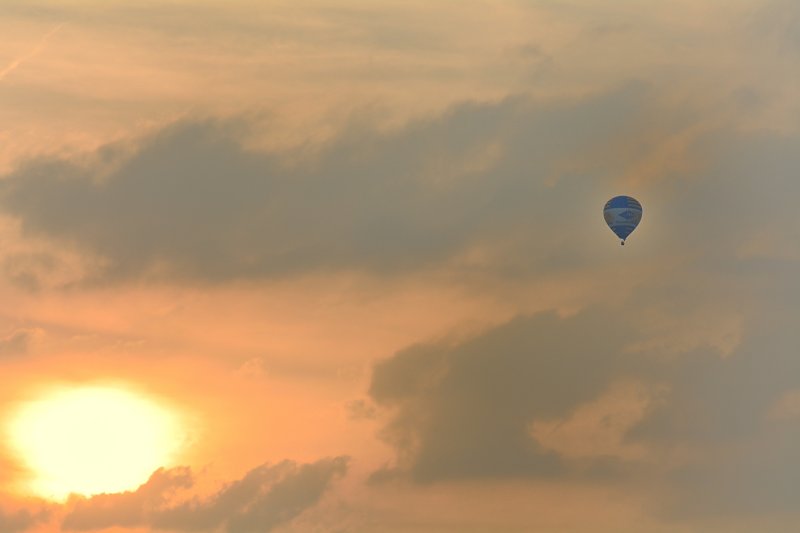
[0,1,799,532]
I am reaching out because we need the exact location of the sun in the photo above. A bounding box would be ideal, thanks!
[5,385,185,501]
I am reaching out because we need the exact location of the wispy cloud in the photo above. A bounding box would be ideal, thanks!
[0,23,63,82]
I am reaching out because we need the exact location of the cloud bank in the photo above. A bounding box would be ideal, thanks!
[0,82,708,286]
[367,298,800,525]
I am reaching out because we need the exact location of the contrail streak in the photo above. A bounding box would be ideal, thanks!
[0,23,64,82]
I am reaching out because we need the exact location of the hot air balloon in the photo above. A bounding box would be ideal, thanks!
[603,196,642,245]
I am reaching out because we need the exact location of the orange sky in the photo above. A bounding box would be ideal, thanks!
[1,1,799,531]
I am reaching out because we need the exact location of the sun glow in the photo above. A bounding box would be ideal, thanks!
[5,385,184,501]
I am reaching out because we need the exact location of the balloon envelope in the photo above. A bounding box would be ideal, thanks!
[603,196,642,243]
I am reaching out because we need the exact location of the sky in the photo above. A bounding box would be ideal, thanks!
[0,0,799,531]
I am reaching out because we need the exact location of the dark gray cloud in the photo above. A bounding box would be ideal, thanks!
[628,328,800,446]
[62,457,347,533]
[367,291,800,524]
[0,83,680,285]
[369,310,640,483]
[4,78,790,290]
[626,313,800,521]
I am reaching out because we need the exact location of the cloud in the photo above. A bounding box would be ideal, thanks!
[368,310,640,483]
[346,398,378,421]
[0,82,694,285]
[366,287,800,524]
[0,23,63,82]
[5,76,794,290]
[62,466,193,531]
[356,111,800,515]
[750,0,800,54]
[0,328,41,358]
[624,314,800,520]
[62,457,348,532]
[4,72,792,290]
[154,457,348,533]
[0,506,48,533]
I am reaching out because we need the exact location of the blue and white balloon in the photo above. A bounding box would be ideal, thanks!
[603,196,642,245]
